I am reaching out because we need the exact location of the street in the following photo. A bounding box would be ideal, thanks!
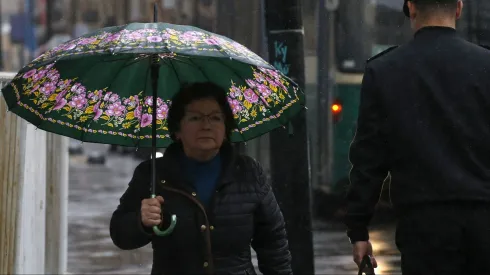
[67,144,401,274]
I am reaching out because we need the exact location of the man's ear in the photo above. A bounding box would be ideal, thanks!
[407,1,417,19]
[456,0,463,19]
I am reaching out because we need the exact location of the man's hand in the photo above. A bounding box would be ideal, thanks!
[353,241,378,270]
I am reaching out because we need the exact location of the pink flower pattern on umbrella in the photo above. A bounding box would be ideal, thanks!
[128,32,143,40]
[41,82,57,95]
[106,103,125,117]
[134,105,143,119]
[93,102,103,121]
[53,99,67,110]
[23,69,37,79]
[147,36,162,43]
[69,95,88,109]
[33,26,270,68]
[157,104,169,119]
[243,89,259,103]
[227,98,242,114]
[140,114,152,127]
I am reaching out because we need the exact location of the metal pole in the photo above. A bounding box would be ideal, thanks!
[24,0,36,61]
[70,0,78,36]
[259,0,268,59]
[317,0,334,190]
[193,0,199,27]
[256,0,268,165]
[151,0,158,197]
[264,0,314,273]
[46,0,53,40]
[229,0,235,38]
[124,0,130,23]
[317,0,327,191]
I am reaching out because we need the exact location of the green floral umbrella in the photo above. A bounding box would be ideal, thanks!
[0,22,304,237]
[1,23,304,148]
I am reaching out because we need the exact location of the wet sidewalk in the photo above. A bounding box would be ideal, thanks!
[67,144,401,274]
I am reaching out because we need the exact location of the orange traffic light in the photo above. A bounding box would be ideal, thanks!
[332,103,342,113]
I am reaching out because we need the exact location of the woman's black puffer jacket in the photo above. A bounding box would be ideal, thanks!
[110,142,293,275]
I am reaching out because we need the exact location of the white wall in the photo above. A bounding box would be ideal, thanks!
[45,134,69,274]
[0,87,23,274]
[14,123,47,274]
[0,73,69,274]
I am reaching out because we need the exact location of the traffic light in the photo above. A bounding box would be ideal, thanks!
[331,99,342,123]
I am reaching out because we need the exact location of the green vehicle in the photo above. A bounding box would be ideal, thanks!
[310,0,490,217]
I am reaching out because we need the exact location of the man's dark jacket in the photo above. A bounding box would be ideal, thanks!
[346,26,490,242]
[110,142,292,274]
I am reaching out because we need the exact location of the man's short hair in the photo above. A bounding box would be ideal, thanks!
[404,0,458,17]
[415,1,458,16]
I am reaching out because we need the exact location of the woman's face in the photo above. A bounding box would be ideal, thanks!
[175,98,227,159]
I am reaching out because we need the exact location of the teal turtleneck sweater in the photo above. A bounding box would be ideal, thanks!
[181,153,221,207]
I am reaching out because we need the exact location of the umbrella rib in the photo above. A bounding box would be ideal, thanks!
[166,55,196,67]
[32,52,133,72]
[212,58,260,91]
[187,58,212,82]
[79,56,135,143]
[135,62,152,149]
[120,55,152,68]
[98,55,135,63]
[113,47,172,55]
[198,30,233,59]
[111,28,128,56]
[99,55,153,68]
[205,41,229,59]
[165,58,182,85]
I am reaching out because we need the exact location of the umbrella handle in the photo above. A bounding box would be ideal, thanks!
[151,195,177,236]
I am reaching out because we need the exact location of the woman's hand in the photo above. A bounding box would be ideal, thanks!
[141,196,164,227]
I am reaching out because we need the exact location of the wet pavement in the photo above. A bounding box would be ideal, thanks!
[67,143,401,274]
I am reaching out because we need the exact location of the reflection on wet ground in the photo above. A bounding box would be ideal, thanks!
[67,144,401,274]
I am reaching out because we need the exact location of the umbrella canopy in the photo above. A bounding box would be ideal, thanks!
[1,23,304,148]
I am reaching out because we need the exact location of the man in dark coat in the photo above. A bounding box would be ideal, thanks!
[345,0,490,274]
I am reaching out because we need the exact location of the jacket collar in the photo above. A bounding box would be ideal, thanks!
[414,26,457,39]
[159,141,237,189]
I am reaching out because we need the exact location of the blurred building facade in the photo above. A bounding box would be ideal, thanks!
[0,0,318,169]
[0,0,318,70]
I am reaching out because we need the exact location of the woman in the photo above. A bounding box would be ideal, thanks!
[110,82,293,275]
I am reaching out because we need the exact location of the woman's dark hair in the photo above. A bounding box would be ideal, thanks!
[167,82,236,141]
